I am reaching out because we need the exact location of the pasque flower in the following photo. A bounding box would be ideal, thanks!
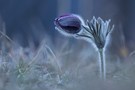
[79,17,114,79]
[77,17,114,49]
[54,14,114,80]
[54,14,83,34]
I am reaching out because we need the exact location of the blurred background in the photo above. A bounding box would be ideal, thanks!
[0,0,135,56]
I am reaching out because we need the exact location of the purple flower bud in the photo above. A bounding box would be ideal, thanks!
[54,14,82,34]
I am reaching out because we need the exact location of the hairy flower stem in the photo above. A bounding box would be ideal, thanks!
[98,48,106,80]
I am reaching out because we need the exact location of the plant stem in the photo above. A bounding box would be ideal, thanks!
[98,48,106,80]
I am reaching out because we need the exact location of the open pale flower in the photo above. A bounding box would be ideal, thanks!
[76,17,114,49]
[75,17,114,79]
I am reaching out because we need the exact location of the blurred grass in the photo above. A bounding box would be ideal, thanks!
[0,23,135,90]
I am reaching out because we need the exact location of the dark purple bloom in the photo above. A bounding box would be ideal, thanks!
[54,14,82,34]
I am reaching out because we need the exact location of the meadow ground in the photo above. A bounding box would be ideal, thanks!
[0,32,135,90]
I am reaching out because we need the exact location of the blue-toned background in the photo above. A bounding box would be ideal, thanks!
[0,0,134,50]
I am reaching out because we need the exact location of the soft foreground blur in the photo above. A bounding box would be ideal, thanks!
[0,29,135,90]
